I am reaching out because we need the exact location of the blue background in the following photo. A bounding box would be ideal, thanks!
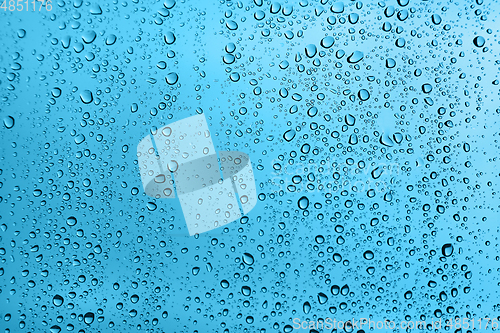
[1,0,499,332]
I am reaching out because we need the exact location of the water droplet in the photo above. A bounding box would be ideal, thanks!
[320,36,334,48]
[106,34,117,45]
[431,14,442,24]
[363,250,374,260]
[164,32,176,45]
[80,90,93,104]
[442,243,453,257]
[347,51,364,63]
[83,312,95,324]
[52,295,64,307]
[164,0,176,9]
[254,10,265,20]
[66,216,77,227]
[226,20,238,30]
[165,72,178,85]
[82,30,96,44]
[89,4,102,15]
[283,129,296,142]
[473,36,485,47]
[330,2,344,13]
[305,44,317,58]
[386,58,396,68]
[270,2,281,14]
[303,301,311,314]
[241,286,251,296]
[358,89,370,101]
[422,83,433,93]
[395,37,406,47]
[147,202,157,211]
[298,196,309,209]
[225,42,236,53]
[317,292,328,304]
[223,53,235,64]
[3,116,15,129]
[242,253,254,265]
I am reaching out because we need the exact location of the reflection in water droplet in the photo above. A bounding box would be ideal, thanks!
[80,90,93,104]
[442,243,454,257]
[363,250,374,260]
[3,116,15,129]
[53,295,64,307]
[164,32,176,45]
[298,196,309,209]
[320,36,334,48]
[330,2,344,13]
[165,72,178,85]
[283,129,296,142]
[358,89,370,101]
[305,44,317,58]
[106,34,117,45]
[347,51,364,63]
[473,36,485,47]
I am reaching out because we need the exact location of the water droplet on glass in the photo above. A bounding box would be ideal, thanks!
[298,196,309,209]
[52,295,64,307]
[320,36,334,48]
[347,51,364,63]
[164,32,176,45]
[473,36,485,47]
[305,44,317,58]
[3,116,15,129]
[165,72,178,85]
[358,89,370,101]
[80,90,93,104]
[442,243,454,257]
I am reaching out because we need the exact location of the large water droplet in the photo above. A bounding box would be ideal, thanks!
[442,243,454,257]
[241,286,251,296]
[422,83,433,93]
[363,250,374,260]
[303,301,311,314]
[473,36,485,47]
[3,116,15,129]
[283,129,296,142]
[320,36,334,48]
[347,51,364,63]
[305,44,317,58]
[431,14,442,24]
[164,0,176,9]
[298,196,309,209]
[226,20,238,30]
[80,90,93,104]
[165,72,178,85]
[53,295,64,307]
[83,312,95,324]
[242,253,254,265]
[358,89,370,101]
[164,32,176,45]
[330,2,344,13]
[89,4,102,14]
[82,30,96,44]
[66,216,77,227]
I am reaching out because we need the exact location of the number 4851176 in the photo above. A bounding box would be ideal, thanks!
[1,0,53,11]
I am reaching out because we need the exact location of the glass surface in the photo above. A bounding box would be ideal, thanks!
[1,0,499,332]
